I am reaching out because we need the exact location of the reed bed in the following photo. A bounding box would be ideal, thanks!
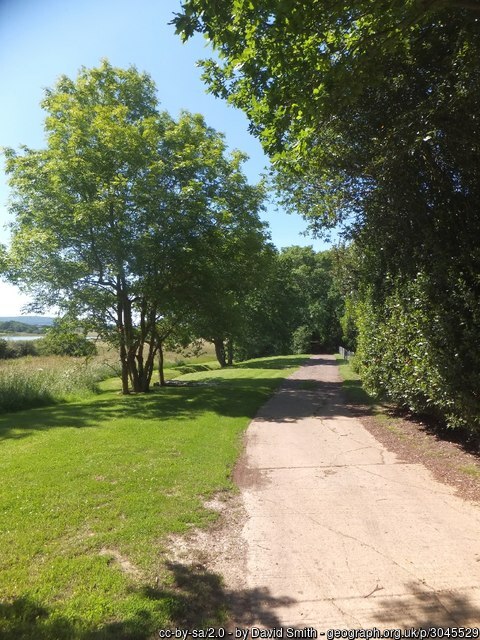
[0,355,119,412]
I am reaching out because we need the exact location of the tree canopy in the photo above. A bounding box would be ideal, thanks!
[234,246,343,360]
[174,0,480,238]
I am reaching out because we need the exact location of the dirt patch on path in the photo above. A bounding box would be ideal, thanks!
[165,492,294,627]
[349,403,480,504]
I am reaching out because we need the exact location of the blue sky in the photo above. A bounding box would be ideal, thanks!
[0,0,327,316]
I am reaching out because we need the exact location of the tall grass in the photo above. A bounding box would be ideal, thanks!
[0,341,219,413]
[0,356,119,413]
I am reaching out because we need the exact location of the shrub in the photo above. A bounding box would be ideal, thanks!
[0,339,15,360]
[291,325,312,354]
[355,274,480,436]
[11,340,39,357]
[0,339,41,360]
[37,330,97,357]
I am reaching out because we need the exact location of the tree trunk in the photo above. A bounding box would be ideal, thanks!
[120,357,130,394]
[213,337,227,367]
[226,338,234,366]
[116,285,158,393]
[158,341,166,386]
[142,343,156,392]
[117,282,130,394]
[133,305,151,393]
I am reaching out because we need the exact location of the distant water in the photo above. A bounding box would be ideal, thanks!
[1,335,42,341]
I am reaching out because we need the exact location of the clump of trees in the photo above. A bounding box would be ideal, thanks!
[36,321,97,358]
[234,246,343,360]
[0,339,38,360]
[175,2,480,435]
[3,61,268,392]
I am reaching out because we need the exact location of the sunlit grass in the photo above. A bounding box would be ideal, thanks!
[0,342,220,413]
[0,355,119,413]
[335,355,376,406]
[460,464,480,478]
[0,354,303,639]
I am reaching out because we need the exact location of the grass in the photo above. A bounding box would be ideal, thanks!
[335,355,376,407]
[0,355,119,413]
[0,342,219,413]
[460,464,480,479]
[0,354,305,639]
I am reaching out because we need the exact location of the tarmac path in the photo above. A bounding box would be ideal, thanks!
[232,355,480,629]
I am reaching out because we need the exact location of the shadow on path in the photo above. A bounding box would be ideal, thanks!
[254,357,361,423]
[374,581,480,627]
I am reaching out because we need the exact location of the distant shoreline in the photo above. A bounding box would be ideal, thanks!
[0,334,43,341]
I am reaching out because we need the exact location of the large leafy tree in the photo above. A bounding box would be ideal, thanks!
[4,60,265,393]
[173,0,480,295]
[187,190,273,367]
[174,0,480,236]
[153,159,270,370]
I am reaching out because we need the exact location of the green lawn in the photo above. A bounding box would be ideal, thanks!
[0,355,306,639]
[335,355,376,406]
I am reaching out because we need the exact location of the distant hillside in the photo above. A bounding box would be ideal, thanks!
[0,316,55,327]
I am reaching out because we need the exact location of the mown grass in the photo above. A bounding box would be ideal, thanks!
[335,356,376,406]
[0,354,306,639]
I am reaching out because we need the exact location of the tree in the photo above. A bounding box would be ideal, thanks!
[4,60,265,393]
[174,0,480,289]
[37,320,96,357]
[174,1,480,235]
[277,247,343,353]
[232,250,297,360]
[186,193,273,367]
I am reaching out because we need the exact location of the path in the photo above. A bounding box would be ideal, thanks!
[232,355,480,629]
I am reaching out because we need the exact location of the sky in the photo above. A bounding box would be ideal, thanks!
[0,0,327,316]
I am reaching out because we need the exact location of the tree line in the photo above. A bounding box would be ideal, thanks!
[174,1,480,437]
[0,320,47,334]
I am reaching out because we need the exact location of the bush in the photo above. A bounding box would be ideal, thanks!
[0,339,38,359]
[37,330,97,357]
[0,339,16,360]
[291,325,312,354]
[12,340,39,357]
[355,274,480,436]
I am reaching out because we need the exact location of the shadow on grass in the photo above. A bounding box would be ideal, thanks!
[0,562,296,639]
[374,581,480,627]
[0,357,312,441]
[0,379,280,441]
[336,358,376,408]
[235,356,309,370]
[0,355,365,440]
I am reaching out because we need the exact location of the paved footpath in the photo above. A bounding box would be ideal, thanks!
[234,355,480,629]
